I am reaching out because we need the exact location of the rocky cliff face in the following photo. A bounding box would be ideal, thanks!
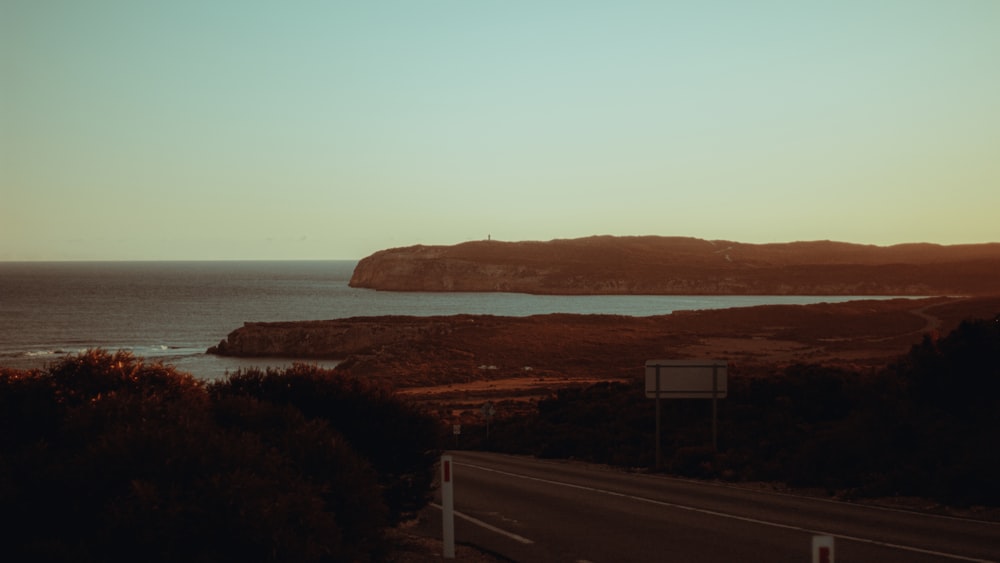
[349,236,1000,295]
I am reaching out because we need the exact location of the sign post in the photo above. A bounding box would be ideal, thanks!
[655,364,662,468]
[712,363,719,452]
[645,359,728,465]
[441,455,455,559]
[481,401,496,442]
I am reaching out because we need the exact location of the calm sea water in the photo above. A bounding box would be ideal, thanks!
[0,261,892,380]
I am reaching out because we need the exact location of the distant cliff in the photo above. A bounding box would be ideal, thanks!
[349,236,1000,295]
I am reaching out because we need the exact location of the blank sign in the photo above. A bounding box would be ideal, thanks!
[645,360,728,399]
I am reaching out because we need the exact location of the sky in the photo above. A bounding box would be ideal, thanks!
[2,1,999,260]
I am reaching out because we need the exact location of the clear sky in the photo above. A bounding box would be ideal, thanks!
[2,1,998,260]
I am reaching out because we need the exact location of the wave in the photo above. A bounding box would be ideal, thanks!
[0,348,89,360]
[2,344,342,380]
[0,345,207,368]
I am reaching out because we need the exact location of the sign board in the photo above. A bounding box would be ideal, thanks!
[645,360,728,399]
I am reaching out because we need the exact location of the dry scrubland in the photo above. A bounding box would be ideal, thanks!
[213,295,1000,422]
[209,292,1000,513]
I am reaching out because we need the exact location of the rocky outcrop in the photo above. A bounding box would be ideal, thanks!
[207,316,465,359]
[348,236,1000,295]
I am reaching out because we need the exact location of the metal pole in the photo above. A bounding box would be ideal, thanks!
[711,364,718,452]
[655,364,662,469]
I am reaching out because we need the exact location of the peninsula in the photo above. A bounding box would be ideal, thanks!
[349,236,1000,295]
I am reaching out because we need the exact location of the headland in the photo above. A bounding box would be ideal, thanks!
[349,236,1000,295]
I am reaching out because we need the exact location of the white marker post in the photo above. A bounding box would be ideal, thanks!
[812,535,834,563]
[441,455,455,559]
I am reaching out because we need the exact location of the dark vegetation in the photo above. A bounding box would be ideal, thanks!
[0,352,442,562]
[210,364,441,525]
[2,313,997,559]
[483,315,1000,507]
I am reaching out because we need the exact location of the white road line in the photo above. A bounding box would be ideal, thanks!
[459,462,995,563]
[431,502,535,545]
[655,471,1000,525]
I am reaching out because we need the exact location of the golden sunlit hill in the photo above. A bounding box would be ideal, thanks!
[349,236,1000,295]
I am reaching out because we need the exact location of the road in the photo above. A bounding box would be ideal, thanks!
[417,451,999,562]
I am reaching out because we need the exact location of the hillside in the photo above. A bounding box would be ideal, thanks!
[349,236,1000,295]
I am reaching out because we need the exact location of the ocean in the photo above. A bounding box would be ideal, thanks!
[0,261,890,380]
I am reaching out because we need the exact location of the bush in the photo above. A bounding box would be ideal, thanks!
[209,363,442,524]
[899,316,1000,418]
[485,313,1000,506]
[0,350,389,562]
[889,315,1000,505]
[211,394,387,555]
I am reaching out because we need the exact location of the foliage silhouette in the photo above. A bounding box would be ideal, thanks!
[208,363,442,524]
[488,315,1000,506]
[0,350,404,562]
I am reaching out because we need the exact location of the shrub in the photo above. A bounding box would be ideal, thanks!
[899,316,1000,418]
[485,313,1000,506]
[211,394,387,555]
[209,364,442,524]
[889,315,1000,505]
[0,351,388,562]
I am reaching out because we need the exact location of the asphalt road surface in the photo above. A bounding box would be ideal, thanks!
[417,451,999,562]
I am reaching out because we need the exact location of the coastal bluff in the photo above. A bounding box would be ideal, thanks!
[349,236,1000,295]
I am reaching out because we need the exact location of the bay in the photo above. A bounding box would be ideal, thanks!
[0,261,898,380]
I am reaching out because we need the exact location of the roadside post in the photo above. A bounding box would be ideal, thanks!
[645,359,728,468]
[441,455,455,559]
[655,364,662,468]
[481,401,496,442]
[711,362,719,452]
[812,535,834,563]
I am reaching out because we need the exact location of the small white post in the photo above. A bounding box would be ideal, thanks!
[812,535,834,563]
[441,455,455,559]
